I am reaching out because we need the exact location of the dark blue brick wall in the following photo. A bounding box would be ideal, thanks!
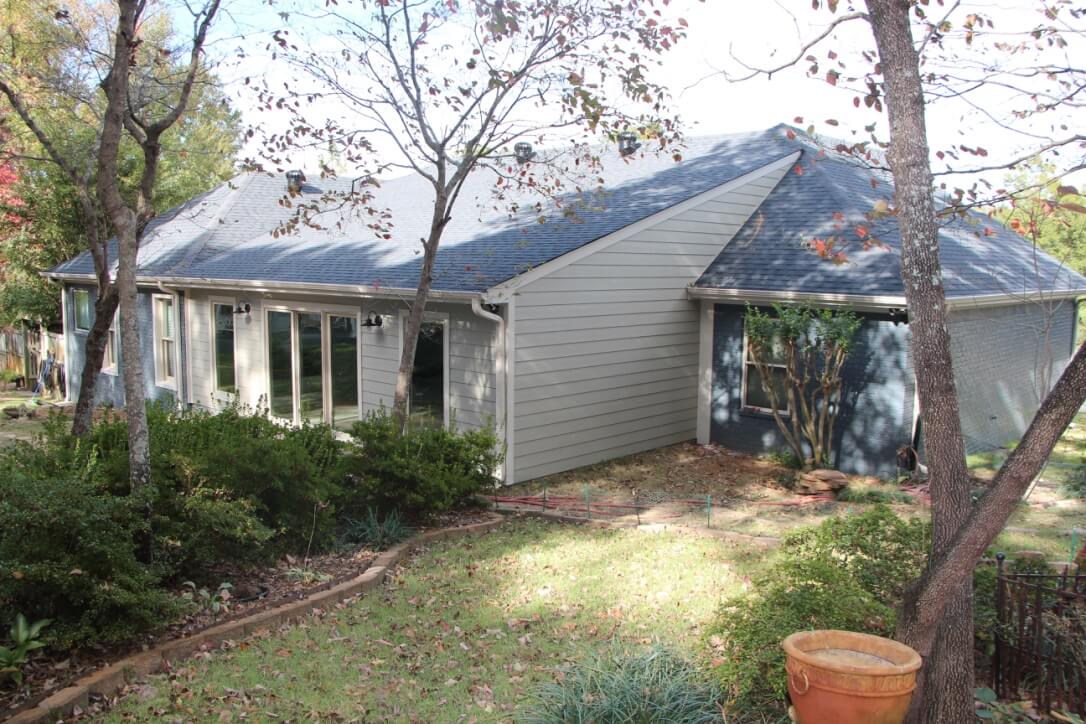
[65,284,177,408]
[948,302,1076,454]
[710,303,913,477]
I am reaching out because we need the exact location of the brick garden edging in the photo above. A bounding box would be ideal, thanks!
[3,515,505,724]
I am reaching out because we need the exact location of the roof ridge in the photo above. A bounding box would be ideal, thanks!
[163,172,259,275]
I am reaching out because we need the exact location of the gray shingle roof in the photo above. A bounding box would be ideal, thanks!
[53,125,1084,300]
[51,127,799,293]
[695,130,1086,299]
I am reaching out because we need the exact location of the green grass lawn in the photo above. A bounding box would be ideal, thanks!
[103,518,763,722]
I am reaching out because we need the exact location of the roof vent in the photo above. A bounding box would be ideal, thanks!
[286,170,306,193]
[514,142,535,164]
[618,132,641,157]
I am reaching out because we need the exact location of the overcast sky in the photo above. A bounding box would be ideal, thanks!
[185,0,1080,189]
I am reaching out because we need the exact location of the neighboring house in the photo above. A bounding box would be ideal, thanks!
[45,126,1086,482]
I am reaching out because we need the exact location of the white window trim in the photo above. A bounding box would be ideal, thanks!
[263,303,363,427]
[397,311,451,430]
[73,289,91,334]
[210,297,239,401]
[152,293,177,389]
[740,323,789,416]
[102,311,119,375]
[323,311,364,431]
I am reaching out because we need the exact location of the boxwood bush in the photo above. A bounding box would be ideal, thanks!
[0,471,185,648]
[707,506,928,713]
[342,411,501,516]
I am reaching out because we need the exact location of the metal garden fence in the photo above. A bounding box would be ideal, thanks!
[992,554,1086,716]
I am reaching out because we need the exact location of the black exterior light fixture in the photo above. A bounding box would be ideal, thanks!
[233,301,252,316]
[887,308,908,325]
[618,131,641,156]
[514,142,535,164]
[362,311,384,328]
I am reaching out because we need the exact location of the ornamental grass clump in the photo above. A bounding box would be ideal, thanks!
[519,645,723,724]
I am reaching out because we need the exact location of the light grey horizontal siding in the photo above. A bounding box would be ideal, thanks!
[511,158,792,481]
[361,300,499,432]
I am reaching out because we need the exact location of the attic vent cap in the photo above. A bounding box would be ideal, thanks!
[513,142,535,164]
[286,170,306,192]
[618,132,641,156]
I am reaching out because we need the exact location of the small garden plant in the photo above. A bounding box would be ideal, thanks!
[0,615,49,685]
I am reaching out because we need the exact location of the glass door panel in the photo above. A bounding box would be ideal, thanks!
[329,315,359,430]
[297,312,324,422]
[267,311,294,419]
[410,321,445,427]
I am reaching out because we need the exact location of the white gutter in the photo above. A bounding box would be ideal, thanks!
[944,290,1086,310]
[157,281,187,405]
[43,271,477,303]
[690,286,1086,313]
[470,298,508,483]
[688,286,907,312]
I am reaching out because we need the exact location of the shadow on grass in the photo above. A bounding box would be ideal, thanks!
[101,518,771,722]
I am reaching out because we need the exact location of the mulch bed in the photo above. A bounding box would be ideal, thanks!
[2,507,497,718]
[3,515,457,720]
[1,543,374,717]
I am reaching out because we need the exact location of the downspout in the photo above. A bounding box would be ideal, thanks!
[471,297,507,483]
[157,281,186,406]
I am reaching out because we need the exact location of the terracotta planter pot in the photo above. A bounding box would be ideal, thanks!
[782,630,922,724]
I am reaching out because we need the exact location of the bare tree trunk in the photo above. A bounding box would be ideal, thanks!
[392,192,449,428]
[70,287,119,437]
[114,220,151,490]
[864,1,975,720]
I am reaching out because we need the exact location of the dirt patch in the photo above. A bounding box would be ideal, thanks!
[512,442,796,499]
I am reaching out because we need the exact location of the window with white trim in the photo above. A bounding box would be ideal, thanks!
[103,312,119,373]
[153,296,176,386]
[742,324,790,414]
[212,303,237,394]
[73,290,91,332]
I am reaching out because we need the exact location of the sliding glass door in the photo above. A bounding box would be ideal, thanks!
[266,309,360,427]
[267,311,294,419]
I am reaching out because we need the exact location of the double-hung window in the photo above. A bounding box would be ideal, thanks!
[103,312,119,373]
[73,290,91,332]
[153,296,176,387]
[742,325,790,414]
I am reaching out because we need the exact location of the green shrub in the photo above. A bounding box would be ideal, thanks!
[836,486,915,505]
[343,412,501,516]
[519,646,723,724]
[1061,465,1086,498]
[707,558,893,712]
[83,405,345,559]
[338,508,413,550]
[0,472,184,648]
[781,505,930,606]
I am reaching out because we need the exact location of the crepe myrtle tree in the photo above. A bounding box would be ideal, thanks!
[253,0,694,427]
[0,0,224,493]
[720,1,1086,720]
[744,304,861,469]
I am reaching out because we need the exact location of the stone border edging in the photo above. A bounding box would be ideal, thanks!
[3,515,505,724]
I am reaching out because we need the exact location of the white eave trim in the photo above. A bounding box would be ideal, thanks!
[482,150,803,302]
[41,272,479,303]
[688,286,907,312]
[944,290,1086,310]
[689,286,1086,312]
